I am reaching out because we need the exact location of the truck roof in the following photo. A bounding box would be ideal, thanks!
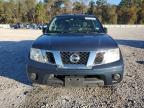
[56,14,96,18]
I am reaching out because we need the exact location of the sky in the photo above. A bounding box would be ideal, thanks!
[107,0,121,5]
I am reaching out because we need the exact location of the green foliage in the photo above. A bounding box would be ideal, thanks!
[1,0,16,23]
[118,6,138,24]
[120,0,144,7]
[35,3,46,23]
[137,1,144,24]
[0,1,3,22]
[108,6,117,24]
[87,1,95,15]
[0,0,144,24]
[73,1,84,14]
[96,0,107,7]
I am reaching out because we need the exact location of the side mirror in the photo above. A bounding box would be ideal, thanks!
[42,25,48,34]
[103,27,108,33]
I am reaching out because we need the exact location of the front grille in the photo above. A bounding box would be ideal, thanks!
[60,52,89,64]
[46,52,55,64]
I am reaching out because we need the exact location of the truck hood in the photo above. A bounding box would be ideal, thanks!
[32,33,118,51]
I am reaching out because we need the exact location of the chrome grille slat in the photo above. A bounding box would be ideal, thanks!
[53,51,63,68]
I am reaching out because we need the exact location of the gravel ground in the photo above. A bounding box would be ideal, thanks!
[0,28,144,108]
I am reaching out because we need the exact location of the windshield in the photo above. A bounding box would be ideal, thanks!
[48,16,104,34]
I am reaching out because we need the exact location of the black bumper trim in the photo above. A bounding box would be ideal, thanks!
[27,65,124,86]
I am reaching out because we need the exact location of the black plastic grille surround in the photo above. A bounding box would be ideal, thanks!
[46,52,55,64]
[60,52,89,64]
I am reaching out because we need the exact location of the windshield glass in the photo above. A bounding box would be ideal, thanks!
[48,16,104,34]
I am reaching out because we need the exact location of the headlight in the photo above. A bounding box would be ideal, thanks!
[30,48,47,63]
[94,48,120,65]
[103,48,120,64]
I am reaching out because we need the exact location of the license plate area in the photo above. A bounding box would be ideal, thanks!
[65,76,84,87]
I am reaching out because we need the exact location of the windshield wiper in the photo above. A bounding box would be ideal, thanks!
[47,31,69,34]
[47,30,100,34]
[78,31,99,34]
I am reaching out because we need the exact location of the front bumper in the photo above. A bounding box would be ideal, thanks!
[27,58,124,86]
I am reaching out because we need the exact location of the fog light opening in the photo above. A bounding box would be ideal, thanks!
[30,73,38,81]
[113,74,121,81]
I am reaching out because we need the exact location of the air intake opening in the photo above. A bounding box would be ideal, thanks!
[46,52,55,64]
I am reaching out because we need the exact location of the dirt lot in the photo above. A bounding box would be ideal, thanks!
[0,28,144,108]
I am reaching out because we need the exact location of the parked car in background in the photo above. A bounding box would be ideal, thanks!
[10,23,45,30]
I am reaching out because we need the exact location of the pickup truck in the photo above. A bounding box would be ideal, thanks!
[27,14,124,86]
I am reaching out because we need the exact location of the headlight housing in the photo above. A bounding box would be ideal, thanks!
[94,48,120,65]
[30,48,48,63]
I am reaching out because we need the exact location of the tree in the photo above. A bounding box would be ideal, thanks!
[25,0,37,22]
[137,1,144,24]
[94,0,109,23]
[73,1,84,14]
[87,1,95,15]
[35,2,46,23]
[128,6,137,24]
[117,5,137,24]
[2,0,16,23]
[96,0,107,7]
[50,0,65,17]
[62,0,72,14]
[118,0,139,24]
[44,0,49,3]
[0,0,144,24]
[107,6,117,24]
[0,0,4,23]
[120,0,144,7]
[119,0,131,7]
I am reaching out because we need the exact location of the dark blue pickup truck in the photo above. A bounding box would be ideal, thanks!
[27,14,124,86]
